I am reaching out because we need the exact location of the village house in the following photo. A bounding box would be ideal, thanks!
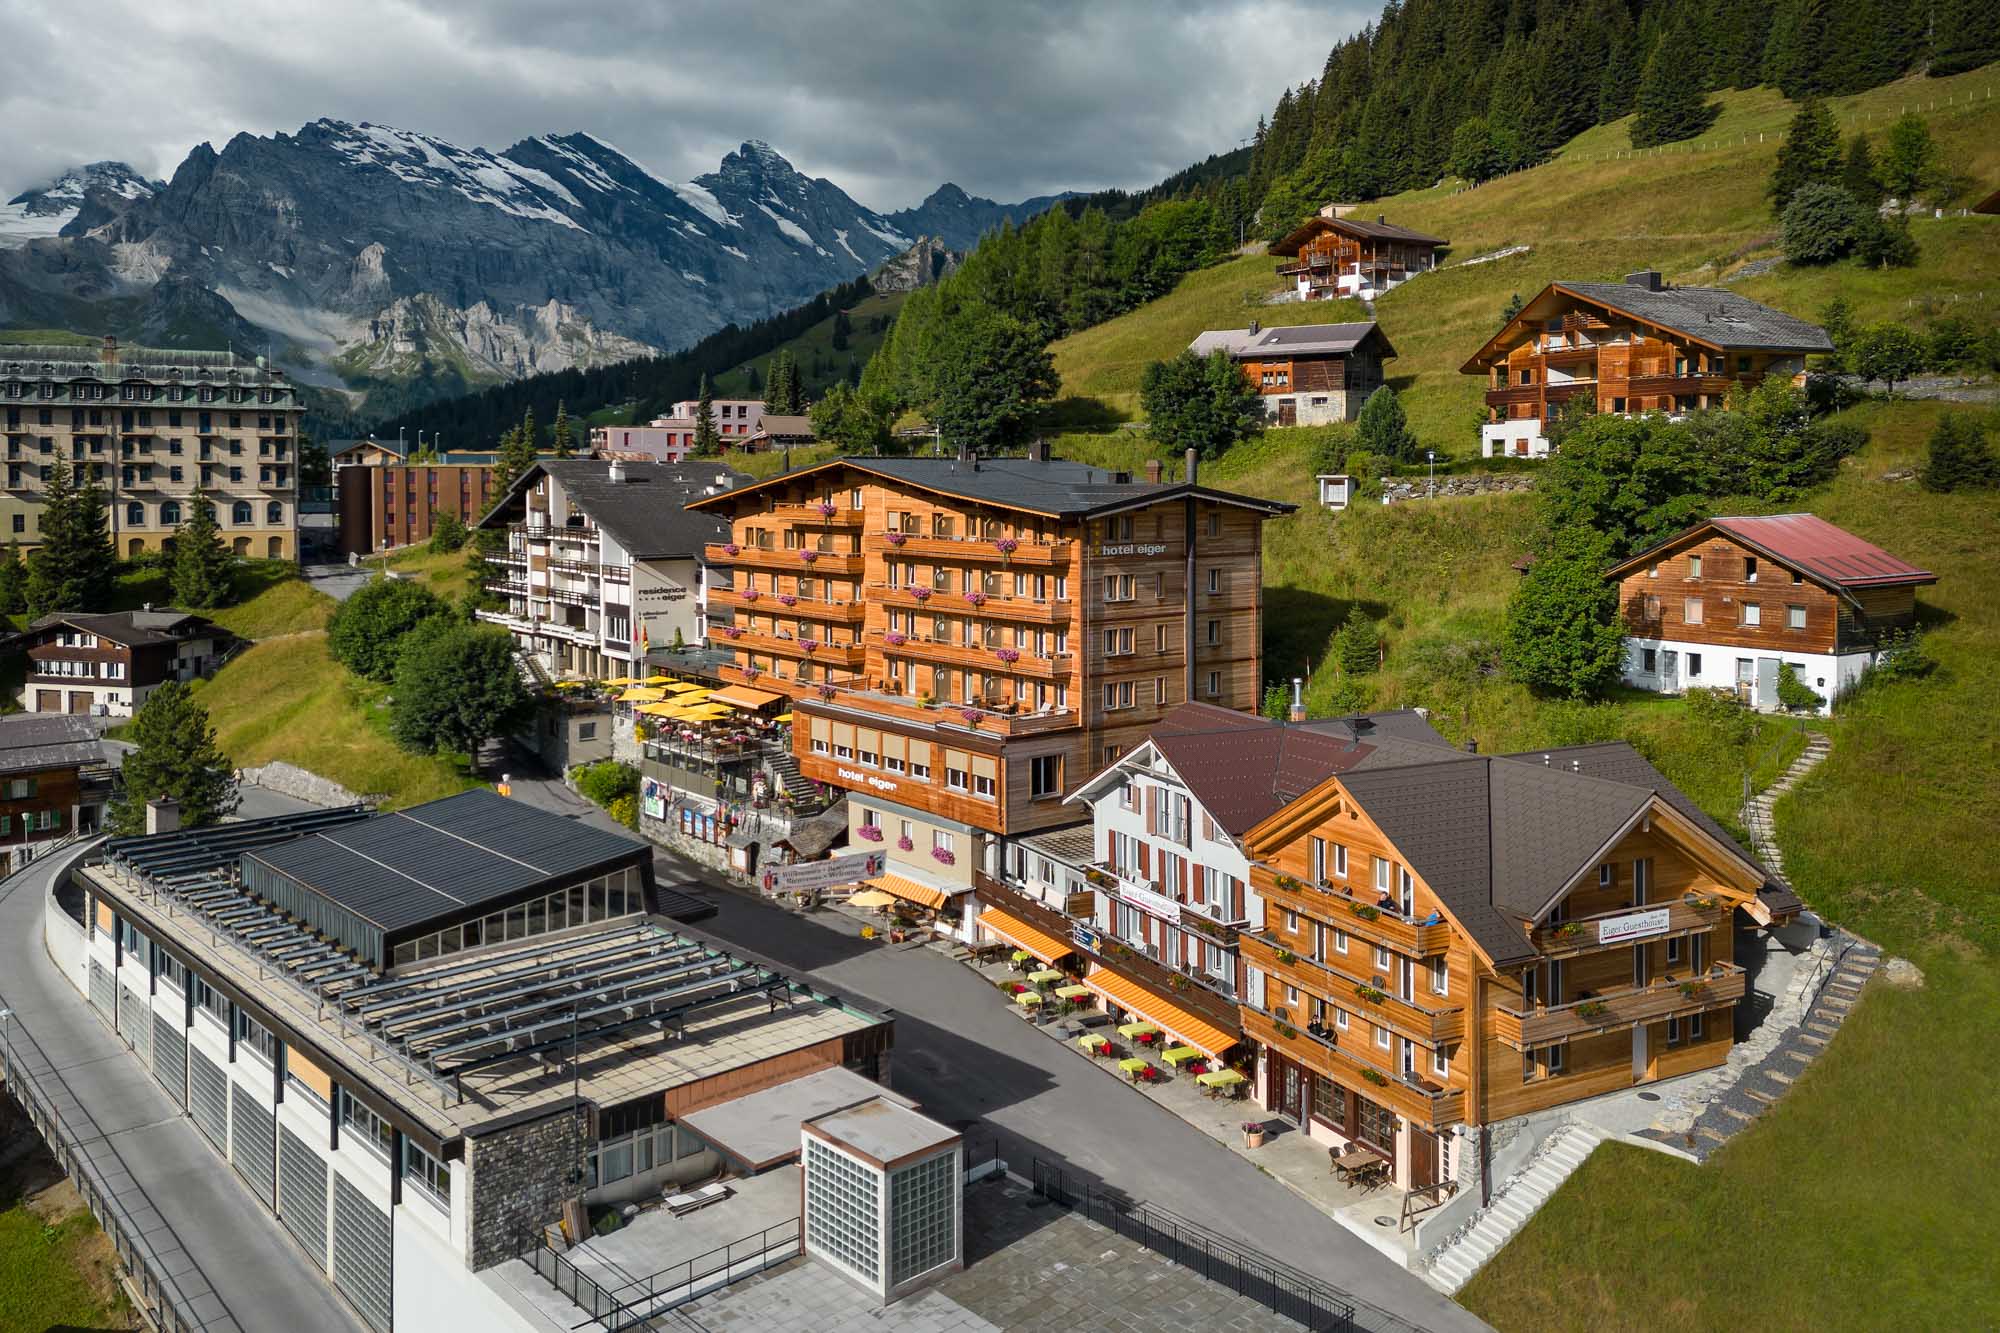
[593,399,768,460]
[14,609,228,716]
[1607,513,1936,714]
[684,445,1292,933]
[1461,271,1834,458]
[0,712,110,870]
[1188,321,1396,427]
[1270,209,1448,301]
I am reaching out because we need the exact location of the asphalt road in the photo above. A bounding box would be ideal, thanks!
[508,765,1489,1333]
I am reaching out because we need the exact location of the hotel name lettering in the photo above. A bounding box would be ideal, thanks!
[1096,542,1170,557]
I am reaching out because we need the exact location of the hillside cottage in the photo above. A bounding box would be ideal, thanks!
[1188,321,1396,426]
[1270,211,1448,301]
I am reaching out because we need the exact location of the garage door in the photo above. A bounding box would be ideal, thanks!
[68,691,92,714]
[121,987,154,1071]
[333,1175,393,1333]
[230,1084,277,1208]
[88,959,115,1023]
[35,689,59,711]
[152,1011,186,1108]
[189,1049,229,1151]
[279,1126,329,1272]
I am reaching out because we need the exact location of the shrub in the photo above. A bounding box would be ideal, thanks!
[607,794,638,829]
[1921,413,2000,493]
[1683,687,1757,746]
[1855,214,1919,269]
[1780,184,1864,265]
[1323,676,1373,715]
[1868,629,1937,684]
[327,577,451,682]
[1261,684,1289,720]
[428,511,469,554]
[574,760,640,808]
[1776,663,1823,712]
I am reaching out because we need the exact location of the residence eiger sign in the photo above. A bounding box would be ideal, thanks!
[1597,907,1671,945]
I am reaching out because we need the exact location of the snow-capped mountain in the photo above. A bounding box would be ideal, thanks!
[0,123,1076,418]
[0,161,160,244]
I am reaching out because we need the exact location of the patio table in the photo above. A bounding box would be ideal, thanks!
[1117,1057,1153,1082]
[1333,1147,1388,1186]
[1010,950,1035,968]
[1196,1069,1247,1098]
[1054,984,1093,1000]
[1117,1021,1160,1040]
[1027,969,1065,985]
[1012,990,1043,1007]
[1161,1045,1201,1068]
[1077,1034,1112,1056]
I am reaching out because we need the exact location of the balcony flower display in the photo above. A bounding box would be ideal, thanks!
[778,593,798,607]
[857,824,884,842]
[722,542,741,557]
[959,708,983,726]
[741,588,761,602]
[816,684,837,701]
[798,639,819,653]
[884,631,908,647]
[815,501,837,519]
[993,647,1020,664]
[911,587,931,601]
[993,537,1018,556]
[885,531,907,546]
[931,846,956,865]
[720,626,743,640]
[965,591,987,607]
[897,835,915,851]
[799,549,819,564]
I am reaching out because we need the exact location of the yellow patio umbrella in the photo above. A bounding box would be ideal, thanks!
[848,889,899,909]
[604,676,634,687]
[617,687,666,703]
[666,681,707,694]
[637,701,681,717]
[774,713,794,723]
[674,689,714,704]
[642,674,671,686]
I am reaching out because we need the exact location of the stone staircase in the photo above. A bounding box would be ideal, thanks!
[1427,1121,1609,1294]
[1742,730,1830,879]
[765,749,824,810]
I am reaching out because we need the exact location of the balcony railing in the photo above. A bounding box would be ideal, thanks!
[1494,963,1748,1050]
[1254,870,1453,956]
[707,587,866,622]
[1239,934,1464,1046]
[713,630,865,670]
[1241,1006,1464,1129]
[870,583,1071,625]
[706,543,865,576]
[871,630,1071,681]
[1484,385,1542,408]
[765,503,864,526]
[750,673,1078,737]
[1530,898,1730,961]
[1625,373,1738,399]
[863,533,1072,567]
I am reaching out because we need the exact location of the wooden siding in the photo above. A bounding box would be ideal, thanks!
[1616,532,1842,653]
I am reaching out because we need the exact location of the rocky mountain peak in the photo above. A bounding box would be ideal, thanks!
[1,161,162,246]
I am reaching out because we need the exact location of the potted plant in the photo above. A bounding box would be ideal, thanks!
[815,501,837,519]
[778,593,798,607]
[1275,947,1296,964]
[885,531,907,546]
[1576,999,1609,1020]
[896,835,915,851]
[911,586,931,602]
[959,708,983,726]
[816,684,836,701]
[1274,1022,1299,1040]
[965,590,987,607]
[883,631,907,647]
[741,587,760,602]
[1169,973,1192,993]
[1351,903,1379,922]
[1354,983,1387,1005]
[1273,874,1300,891]
[993,537,1018,558]
[1678,980,1705,1000]
[721,542,741,557]
[798,639,819,653]
[1241,1121,1266,1149]
[1361,1068,1389,1088]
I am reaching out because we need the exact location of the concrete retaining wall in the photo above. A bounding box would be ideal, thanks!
[42,883,88,1000]
[238,761,371,809]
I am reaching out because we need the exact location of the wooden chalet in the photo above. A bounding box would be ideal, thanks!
[1461,271,1833,458]
[1271,212,1448,301]
[1189,321,1395,427]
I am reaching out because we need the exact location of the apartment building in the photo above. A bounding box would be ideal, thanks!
[1461,271,1833,458]
[337,462,499,556]
[15,609,228,716]
[71,793,895,1332]
[1188,321,1395,426]
[1270,210,1448,302]
[1607,513,1935,713]
[685,445,1292,927]
[0,712,109,871]
[1,336,301,557]
[591,399,766,459]
[477,458,748,681]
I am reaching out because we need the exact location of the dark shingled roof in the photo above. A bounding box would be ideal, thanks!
[1271,214,1449,254]
[688,456,1295,521]
[1558,281,1835,353]
[1189,322,1395,361]
[245,788,650,933]
[26,609,221,648]
[479,459,750,558]
[1146,703,1398,838]
[0,712,105,775]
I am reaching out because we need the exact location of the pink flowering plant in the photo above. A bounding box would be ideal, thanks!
[799,639,819,653]
[778,593,798,607]
[931,846,956,866]
[884,631,907,647]
[816,684,837,700]
[799,549,819,564]
[965,591,987,607]
[994,648,1020,664]
[993,537,1018,556]
[911,587,931,602]
[815,501,837,519]
[897,835,915,851]
[857,824,884,842]
[959,707,983,726]
[741,587,760,602]
[885,532,907,547]
[722,542,741,557]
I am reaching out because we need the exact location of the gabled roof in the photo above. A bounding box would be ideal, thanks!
[1271,213,1449,256]
[1607,514,1936,603]
[1190,321,1396,362]
[684,456,1295,522]
[0,712,105,774]
[1460,279,1832,371]
[25,609,221,648]
[479,458,750,559]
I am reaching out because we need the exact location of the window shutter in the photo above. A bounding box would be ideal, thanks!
[809,716,831,743]
[945,748,970,773]
[1146,785,1159,834]
[831,722,855,749]
[1139,841,1151,877]
[970,753,997,781]
[907,739,932,768]
[880,733,907,761]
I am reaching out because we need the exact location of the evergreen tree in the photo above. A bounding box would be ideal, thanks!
[808,382,893,454]
[1841,134,1884,209]
[1353,386,1421,464]
[830,310,852,352]
[1769,97,1842,216]
[107,681,239,834]
[1138,350,1264,460]
[692,374,721,456]
[1780,183,1864,264]
[1501,292,1525,324]
[1818,296,1857,370]
[169,491,238,610]
[1332,610,1379,676]
[489,425,537,503]
[0,540,25,616]
[1597,22,1642,122]
[744,364,762,393]
[1920,413,2000,492]
[1448,117,1505,184]
[1878,113,1937,201]
[551,400,574,457]
[1630,26,1720,148]
[427,511,469,554]
[25,458,115,617]
[1931,0,2000,75]
[517,405,538,456]
[1855,212,1919,269]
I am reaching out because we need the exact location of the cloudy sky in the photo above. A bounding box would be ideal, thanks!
[0,0,1366,209]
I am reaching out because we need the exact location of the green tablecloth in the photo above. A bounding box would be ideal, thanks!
[1012,990,1042,1006]
[1161,1045,1201,1067]
[1197,1069,1247,1088]
[1054,984,1093,1000]
[1117,1057,1150,1074]
[1027,969,1065,985]
[1117,1021,1160,1039]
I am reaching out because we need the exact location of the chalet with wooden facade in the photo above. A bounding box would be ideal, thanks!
[0,712,110,871]
[684,446,1292,930]
[15,609,228,717]
[1607,513,1936,714]
[1461,271,1834,458]
[1189,322,1395,427]
[1271,211,1448,301]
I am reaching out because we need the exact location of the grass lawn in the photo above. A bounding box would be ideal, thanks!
[384,544,479,603]
[196,633,477,807]
[0,1202,127,1330]
[110,560,334,639]
[711,291,908,401]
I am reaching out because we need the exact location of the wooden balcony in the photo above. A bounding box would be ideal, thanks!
[765,503,865,527]
[1483,385,1542,409]
[708,587,867,622]
[1240,934,1464,1046]
[706,542,865,576]
[870,583,1071,625]
[1529,898,1730,961]
[872,630,1071,681]
[1494,963,1748,1050]
[713,629,865,671]
[1241,1006,1464,1130]
[1625,373,1737,398]
[863,533,1073,567]
[1255,871,1454,957]
[802,686,1080,738]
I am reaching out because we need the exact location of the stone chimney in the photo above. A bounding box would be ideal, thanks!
[607,459,626,483]
[145,797,180,835]
[1289,678,1306,723]
[1624,270,1664,292]
[100,335,119,370]
[1247,319,1261,336]
[1144,458,1163,484]
[1026,438,1048,463]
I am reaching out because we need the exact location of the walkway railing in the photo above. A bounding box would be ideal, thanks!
[525,1216,802,1330]
[1029,1158,1425,1333]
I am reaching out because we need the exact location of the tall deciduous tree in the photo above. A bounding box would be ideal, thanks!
[390,620,532,759]
[25,457,115,617]
[1504,526,1625,700]
[692,374,721,455]
[1138,349,1264,460]
[808,382,894,454]
[1878,113,1937,201]
[170,491,238,610]
[924,305,1057,454]
[108,681,239,833]
[1850,323,1928,396]
[1769,97,1842,216]
[328,576,450,682]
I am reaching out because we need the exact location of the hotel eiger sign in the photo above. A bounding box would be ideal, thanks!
[1597,907,1671,945]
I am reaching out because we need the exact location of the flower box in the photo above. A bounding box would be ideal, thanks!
[965,591,987,607]
[1353,983,1387,1005]
[722,543,741,557]
[884,532,907,546]
[741,588,761,602]
[883,632,908,647]
[1350,903,1379,922]
[857,825,884,842]
[910,587,931,601]
[896,836,915,851]
[799,550,819,564]
[777,594,798,607]
[1360,1068,1389,1087]
[993,537,1018,555]
[931,847,956,866]
[1575,1000,1610,1020]
[798,639,819,653]
[993,647,1020,663]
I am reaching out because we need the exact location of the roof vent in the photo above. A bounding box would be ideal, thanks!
[1377,214,1386,224]
[1625,270,1664,292]
[1247,319,1261,336]
[608,459,626,483]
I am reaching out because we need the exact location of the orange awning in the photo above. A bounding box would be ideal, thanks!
[711,684,782,710]
[1083,966,1239,1059]
[977,908,1073,965]
[865,874,951,913]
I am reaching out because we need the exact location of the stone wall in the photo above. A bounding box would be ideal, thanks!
[237,761,372,808]
[1379,474,1536,505]
[464,1103,591,1270]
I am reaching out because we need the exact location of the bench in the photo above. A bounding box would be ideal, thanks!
[665,1182,732,1216]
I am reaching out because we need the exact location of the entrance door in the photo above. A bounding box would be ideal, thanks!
[34,690,58,711]
[1632,1024,1650,1081]
[1734,658,1755,703]
[1275,1057,1306,1123]
[1755,657,1781,710]
[1277,398,1298,427]
[1661,649,1679,690]
[1409,1129,1440,1191]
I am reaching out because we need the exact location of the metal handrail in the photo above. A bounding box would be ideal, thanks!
[527,1215,802,1330]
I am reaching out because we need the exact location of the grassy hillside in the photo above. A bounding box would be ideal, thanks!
[711,291,907,400]
[1048,65,2000,448]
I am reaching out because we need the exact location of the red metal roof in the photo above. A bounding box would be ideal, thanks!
[1709,514,1935,589]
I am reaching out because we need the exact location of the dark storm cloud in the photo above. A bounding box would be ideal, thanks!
[0,0,1369,206]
